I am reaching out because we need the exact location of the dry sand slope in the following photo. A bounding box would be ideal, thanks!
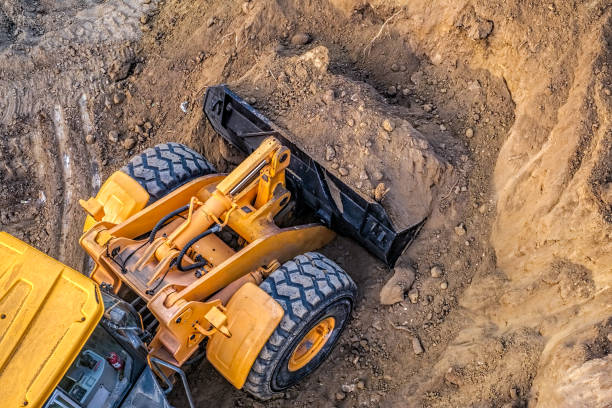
[1,0,610,407]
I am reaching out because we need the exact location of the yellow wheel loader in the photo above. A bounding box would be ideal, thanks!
[0,86,422,408]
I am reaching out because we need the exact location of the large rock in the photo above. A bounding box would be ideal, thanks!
[379,266,416,305]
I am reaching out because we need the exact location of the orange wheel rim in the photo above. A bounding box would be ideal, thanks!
[288,317,336,372]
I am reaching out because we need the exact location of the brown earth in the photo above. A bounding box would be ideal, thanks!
[1,0,611,407]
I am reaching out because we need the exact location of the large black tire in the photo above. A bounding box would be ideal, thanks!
[121,142,215,204]
[243,252,357,400]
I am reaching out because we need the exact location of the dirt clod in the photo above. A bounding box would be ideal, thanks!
[122,137,136,150]
[373,182,389,202]
[412,336,424,355]
[431,266,443,278]
[85,134,95,145]
[408,288,419,304]
[290,32,311,46]
[381,119,394,132]
[454,223,466,236]
[325,145,336,161]
[113,92,125,104]
[108,130,119,143]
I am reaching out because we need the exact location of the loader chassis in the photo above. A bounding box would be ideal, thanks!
[79,137,336,385]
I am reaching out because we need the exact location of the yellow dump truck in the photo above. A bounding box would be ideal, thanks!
[0,86,421,407]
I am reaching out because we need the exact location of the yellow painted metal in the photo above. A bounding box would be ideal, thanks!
[0,232,103,408]
[207,283,284,389]
[76,137,336,374]
[288,317,336,371]
[168,224,335,304]
[81,171,150,232]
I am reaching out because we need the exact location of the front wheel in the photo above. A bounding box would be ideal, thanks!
[243,252,357,400]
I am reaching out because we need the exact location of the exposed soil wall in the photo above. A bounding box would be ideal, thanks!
[1,0,610,407]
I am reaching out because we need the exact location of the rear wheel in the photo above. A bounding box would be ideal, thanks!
[243,252,357,400]
[121,142,215,204]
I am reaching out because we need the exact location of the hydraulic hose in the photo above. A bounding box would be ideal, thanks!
[176,224,222,272]
[148,204,190,243]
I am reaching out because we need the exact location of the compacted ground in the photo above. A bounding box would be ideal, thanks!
[1,1,611,407]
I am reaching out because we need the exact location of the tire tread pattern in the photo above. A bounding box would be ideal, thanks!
[121,142,215,203]
[243,252,356,399]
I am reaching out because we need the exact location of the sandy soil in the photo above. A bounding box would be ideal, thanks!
[1,0,611,407]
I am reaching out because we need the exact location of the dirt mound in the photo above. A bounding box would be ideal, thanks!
[232,44,456,229]
[1,0,611,407]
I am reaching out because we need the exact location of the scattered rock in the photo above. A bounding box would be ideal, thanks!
[387,85,397,97]
[246,97,257,105]
[478,204,487,214]
[359,170,368,180]
[390,63,399,72]
[454,223,466,236]
[373,182,389,202]
[144,121,153,130]
[122,137,136,150]
[445,368,464,386]
[207,17,215,27]
[431,266,443,278]
[140,15,148,24]
[372,170,384,182]
[378,128,391,141]
[604,88,611,96]
[439,124,447,131]
[357,380,365,390]
[382,119,394,132]
[408,289,419,304]
[607,333,612,342]
[412,336,424,355]
[331,162,339,170]
[372,320,383,331]
[85,134,95,144]
[468,19,494,40]
[113,92,125,104]
[109,60,134,82]
[379,266,416,305]
[440,281,448,290]
[341,383,356,393]
[335,391,346,401]
[325,145,336,161]
[465,127,474,138]
[323,89,335,103]
[290,32,311,46]
[347,118,355,127]
[339,167,349,176]
[143,0,151,4]
[423,104,433,112]
[402,88,410,96]
[108,130,119,143]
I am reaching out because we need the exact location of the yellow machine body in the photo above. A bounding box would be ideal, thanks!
[206,282,284,388]
[76,137,336,386]
[81,171,150,232]
[0,232,103,407]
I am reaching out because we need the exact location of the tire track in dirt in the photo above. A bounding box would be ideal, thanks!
[0,0,156,268]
